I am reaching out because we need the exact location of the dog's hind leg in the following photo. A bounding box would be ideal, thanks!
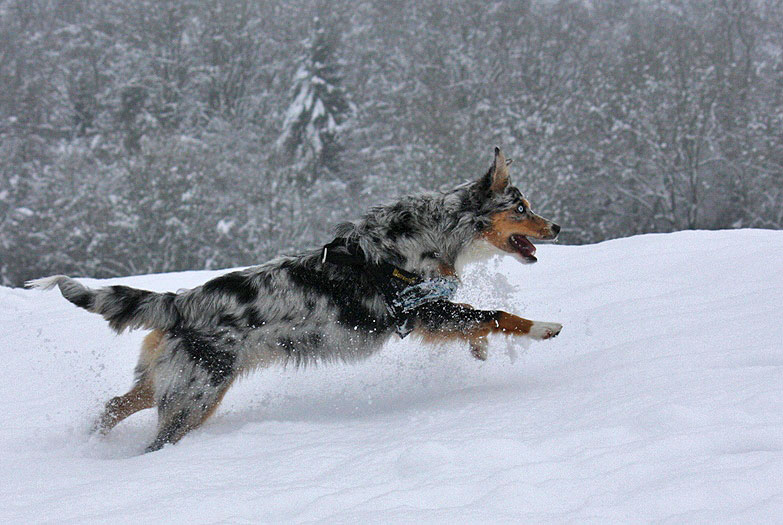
[145,375,235,453]
[93,330,163,434]
[144,330,238,452]
[94,380,156,434]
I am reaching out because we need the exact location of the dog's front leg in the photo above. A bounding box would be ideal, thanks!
[492,311,563,341]
[413,301,562,361]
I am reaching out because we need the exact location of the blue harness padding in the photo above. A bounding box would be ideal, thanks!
[391,276,459,313]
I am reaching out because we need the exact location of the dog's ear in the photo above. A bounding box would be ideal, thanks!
[489,147,511,193]
[477,147,513,195]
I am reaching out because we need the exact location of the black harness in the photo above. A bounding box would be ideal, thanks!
[321,237,458,338]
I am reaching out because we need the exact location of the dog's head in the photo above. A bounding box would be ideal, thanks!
[466,147,560,264]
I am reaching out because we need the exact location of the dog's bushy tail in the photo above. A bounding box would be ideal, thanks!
[26,275,180,333]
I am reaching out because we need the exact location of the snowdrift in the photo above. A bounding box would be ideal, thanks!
[1,230,782,522]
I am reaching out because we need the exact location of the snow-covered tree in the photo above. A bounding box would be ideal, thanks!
[278,15,352,183]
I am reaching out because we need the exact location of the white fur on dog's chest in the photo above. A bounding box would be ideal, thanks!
[454,238,506,278]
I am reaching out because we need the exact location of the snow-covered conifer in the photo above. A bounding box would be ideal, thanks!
[278,15,352,182]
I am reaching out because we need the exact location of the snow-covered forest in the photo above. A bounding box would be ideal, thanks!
[2,0,782,286]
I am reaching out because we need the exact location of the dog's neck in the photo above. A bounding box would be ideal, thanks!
[397,233,499,281]
[348,187,496,280]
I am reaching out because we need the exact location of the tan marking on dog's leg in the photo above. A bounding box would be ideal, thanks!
[138,329,165,371]
[95,381,156,434]
[197,376,236,427]
[488,312,562,339]
[493,311,534,335]
[94,330,165,434]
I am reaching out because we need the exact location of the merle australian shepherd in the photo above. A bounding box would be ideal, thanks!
[28,148,562,452]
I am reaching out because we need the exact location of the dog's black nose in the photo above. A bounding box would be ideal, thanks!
[552,223,561,235]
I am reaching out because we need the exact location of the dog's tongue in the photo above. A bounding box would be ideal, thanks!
[509,234,537,262]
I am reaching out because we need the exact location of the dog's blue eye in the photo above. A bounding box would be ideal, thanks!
[517,205,526,214]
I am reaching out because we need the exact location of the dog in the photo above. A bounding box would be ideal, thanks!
[27,147,562,452]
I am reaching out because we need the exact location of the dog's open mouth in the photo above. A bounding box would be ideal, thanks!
[509,234,537,263]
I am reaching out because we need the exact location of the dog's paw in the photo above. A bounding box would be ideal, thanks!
[528,321,562,340]
[469,335,488,361]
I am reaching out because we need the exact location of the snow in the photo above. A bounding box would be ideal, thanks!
[216,219,234,235]
[1,229,782,522]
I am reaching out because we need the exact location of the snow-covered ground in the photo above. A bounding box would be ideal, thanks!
[1,230,782,523]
